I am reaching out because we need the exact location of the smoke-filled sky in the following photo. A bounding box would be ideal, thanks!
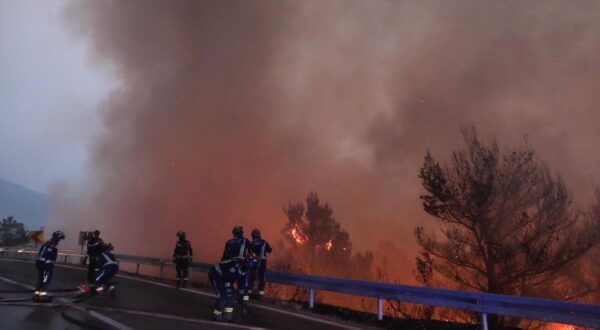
[8,1,600,270]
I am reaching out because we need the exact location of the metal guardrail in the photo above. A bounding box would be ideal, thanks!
[1,247,598,329]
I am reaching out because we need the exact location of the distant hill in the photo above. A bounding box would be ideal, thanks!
[0,178,49,230]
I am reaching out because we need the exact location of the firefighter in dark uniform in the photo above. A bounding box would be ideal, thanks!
[248,228,272,298]
[209,226,250,322]
[228,227,252,302]
[208,259,238,322]
[86,230,104,293]
[33,230,65,301]
[94,243,119,296]
[173,230,193,288]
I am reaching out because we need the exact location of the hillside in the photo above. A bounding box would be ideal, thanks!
[0,178,49,230]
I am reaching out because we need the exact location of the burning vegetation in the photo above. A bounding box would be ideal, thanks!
[288,224,308,245]
[270,192,373,305]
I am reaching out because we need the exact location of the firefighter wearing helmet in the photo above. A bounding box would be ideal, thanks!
[86,229,105,293]
[93,242,119,296]
[172,230,193,288]
[33,230,65,301]
[248,228,272,298]
[209,225,250,322]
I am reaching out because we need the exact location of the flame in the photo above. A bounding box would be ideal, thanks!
[290,225,307,245]
[325,239,333,251]
[547,324,577,330]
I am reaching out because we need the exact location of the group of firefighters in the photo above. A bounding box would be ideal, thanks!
[175,226,273,322]
[32,225,272,323]
[33,229,118,301]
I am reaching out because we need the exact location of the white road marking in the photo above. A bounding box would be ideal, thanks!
[0,259,369,330]
[88,310,133,330]
[0,276,34,290]
[89,306,267,330]
[243,304,367,330]
[117,274,366,329]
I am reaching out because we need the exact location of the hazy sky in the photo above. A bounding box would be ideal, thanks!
[0,0,113,193]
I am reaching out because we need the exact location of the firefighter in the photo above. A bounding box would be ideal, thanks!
[211,226,250,321]
[223,226,252,302]
[86,230,104,293]
[248,228,272,298]
[33,230,65,301]
[173,230,193,288]
[94,243,119,296]
[208,259,238,322]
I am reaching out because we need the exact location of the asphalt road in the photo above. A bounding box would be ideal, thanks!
[0,259,371,330]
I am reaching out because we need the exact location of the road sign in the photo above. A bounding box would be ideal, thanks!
[78,231,88,246]
[29,231,44,244]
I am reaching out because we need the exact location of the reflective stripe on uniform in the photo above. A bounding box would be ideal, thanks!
[224,307,233,313]
[101,253,117,266]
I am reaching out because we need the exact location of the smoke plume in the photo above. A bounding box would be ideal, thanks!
[49,0,600,279]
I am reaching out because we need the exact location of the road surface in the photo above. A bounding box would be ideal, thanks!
[0,259,372,330]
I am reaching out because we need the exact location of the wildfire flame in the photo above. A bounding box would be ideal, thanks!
[547,324,577,330]
[290,225,307,245]
[325,239,333,251]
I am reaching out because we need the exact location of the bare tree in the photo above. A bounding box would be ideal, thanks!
[416,127,597,326]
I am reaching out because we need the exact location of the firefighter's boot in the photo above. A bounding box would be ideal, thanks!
[223,307,234,322]
[213,309,224,322]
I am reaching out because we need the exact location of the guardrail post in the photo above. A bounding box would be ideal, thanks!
[309,288,315,308]
[64,255,68,264]
[481,312,488,330]
[377,297,383,320]
[135,262,140,275]
[159,261,164,280]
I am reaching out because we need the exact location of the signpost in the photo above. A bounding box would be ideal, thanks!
[78,231,88,247]
[79,231,88,265]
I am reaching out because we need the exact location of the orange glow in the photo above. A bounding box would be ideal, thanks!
[325,239,333,251]
[290,225,308,245]
[547,324,576,330]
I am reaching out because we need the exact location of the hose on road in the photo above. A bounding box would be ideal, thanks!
[0,288,79,293]
[0,297,40,303]
[0,300,269,330]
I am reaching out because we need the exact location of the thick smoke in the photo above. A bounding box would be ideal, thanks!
[50,0,600,279]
